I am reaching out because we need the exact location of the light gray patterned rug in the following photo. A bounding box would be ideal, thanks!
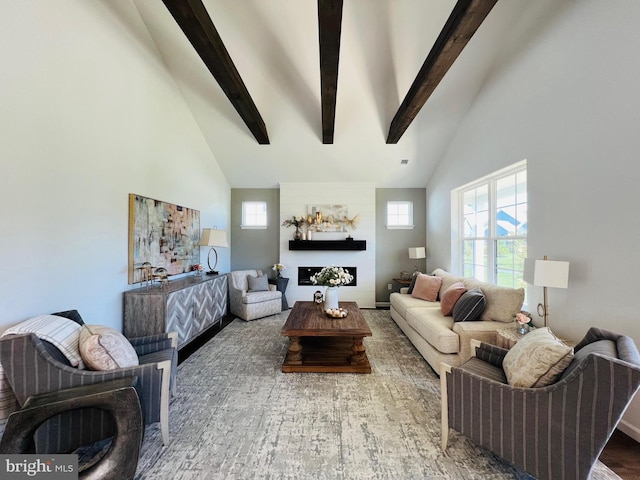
[135,309,619,480]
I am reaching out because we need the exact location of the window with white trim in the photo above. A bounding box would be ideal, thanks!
[241,201,267,228]
[386,201,414,229]
[454,161,527,288]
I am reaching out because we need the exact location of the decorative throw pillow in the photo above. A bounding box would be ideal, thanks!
[410,274,442,302]
[79,325,139,371]
[440,282,467,316]
[407,273,421,294]
[452,288,486,322]
[2,314,84,368]
[503,327,574,388]
[247,274,269,292]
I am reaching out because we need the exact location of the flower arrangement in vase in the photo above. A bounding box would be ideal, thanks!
[192,263,204,276]
[272,263,286,279]
[311,266,354,311]
[515,311,533,334]
[281,216,306,240]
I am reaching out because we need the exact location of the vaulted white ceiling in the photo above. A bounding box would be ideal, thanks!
[132,0,529,188]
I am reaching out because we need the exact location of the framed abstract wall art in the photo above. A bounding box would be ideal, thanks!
[128,193,200,284]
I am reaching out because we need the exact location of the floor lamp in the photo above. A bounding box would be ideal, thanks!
[199,228,229,275]
[533,256,570,329]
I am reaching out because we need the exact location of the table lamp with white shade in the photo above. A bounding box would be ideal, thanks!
[408,247,426,275]
[199,228,229,275]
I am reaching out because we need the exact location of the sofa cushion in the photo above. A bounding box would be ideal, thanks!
[247,274,269,292]
[405,306,458,354]
[411,274,442,302]
[463,278,524,323]
[431,268,464,297]
[453,288,486,322]
[79,325,139,371]
[440,282,467,316]
[242,291,281,305]
[503,327,574,387]
[390,293,437,318]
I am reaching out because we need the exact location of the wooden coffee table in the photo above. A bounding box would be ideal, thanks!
[281,301,372,373]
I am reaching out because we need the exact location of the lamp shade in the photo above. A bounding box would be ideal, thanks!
[533,259,569,289]
[199,228,229,248]
[408,247,426,260]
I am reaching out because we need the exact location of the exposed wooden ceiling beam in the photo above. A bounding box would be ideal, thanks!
[318,0,344,144]
[162,0,269,144]
[386,0,498,144]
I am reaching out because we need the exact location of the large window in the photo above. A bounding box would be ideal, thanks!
[455,161,527,288]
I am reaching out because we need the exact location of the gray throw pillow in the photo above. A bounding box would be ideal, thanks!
[452,288,486,322]
[247,274,269,292]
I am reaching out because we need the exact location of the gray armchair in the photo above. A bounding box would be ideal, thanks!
[441,327,640,480]
[228,270,282,321]
[0,310,177,453]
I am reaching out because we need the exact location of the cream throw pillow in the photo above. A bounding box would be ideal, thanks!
[79,325,139,371]
[503,327,574,388]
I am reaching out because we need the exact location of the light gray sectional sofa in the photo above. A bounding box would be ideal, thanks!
[389,268,524,373]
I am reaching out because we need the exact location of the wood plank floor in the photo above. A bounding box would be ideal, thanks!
[600,430,640,479]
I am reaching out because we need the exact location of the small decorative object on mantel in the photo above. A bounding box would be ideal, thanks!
[281,216,305,240]
[342,213,360,240]
[515,311,533,335]
[272,263,286,279]
[310,266,354,310]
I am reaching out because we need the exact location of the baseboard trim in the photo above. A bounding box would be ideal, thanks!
[376,301,390,308]
[618,419,640,443]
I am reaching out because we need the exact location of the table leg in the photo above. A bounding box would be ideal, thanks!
[350,336,367,365]
[286,336,302,365]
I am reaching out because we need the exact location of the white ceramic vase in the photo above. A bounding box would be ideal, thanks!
[324,286,339,310]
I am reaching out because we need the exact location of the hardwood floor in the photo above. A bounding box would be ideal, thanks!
[600,430,640,479]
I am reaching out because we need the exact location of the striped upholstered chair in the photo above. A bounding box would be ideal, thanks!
[441,327,640,480]
[0,310,177,454]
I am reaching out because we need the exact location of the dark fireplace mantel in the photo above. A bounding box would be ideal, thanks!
[288,240,366,251]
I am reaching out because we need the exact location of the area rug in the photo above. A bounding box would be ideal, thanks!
[135,309,619,479]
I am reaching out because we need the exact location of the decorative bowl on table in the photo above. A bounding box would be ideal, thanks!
[325,308,348,319]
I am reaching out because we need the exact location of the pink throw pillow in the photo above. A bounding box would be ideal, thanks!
[440,281,467,316]
[411,274,442,302]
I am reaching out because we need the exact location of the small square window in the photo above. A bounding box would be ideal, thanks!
[242,201,267,228]
[387,201,414,229]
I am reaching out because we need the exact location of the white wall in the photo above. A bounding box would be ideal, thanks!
[426,0,640,440]
[279,183,376,308]
[0,1,230,331]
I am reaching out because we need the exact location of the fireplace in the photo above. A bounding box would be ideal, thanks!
[298,267,357,286]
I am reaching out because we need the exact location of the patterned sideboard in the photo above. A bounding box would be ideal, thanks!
[124,274,228,349]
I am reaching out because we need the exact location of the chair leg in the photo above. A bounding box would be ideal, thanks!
[157,359,172,446]
[440,363,452,451]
